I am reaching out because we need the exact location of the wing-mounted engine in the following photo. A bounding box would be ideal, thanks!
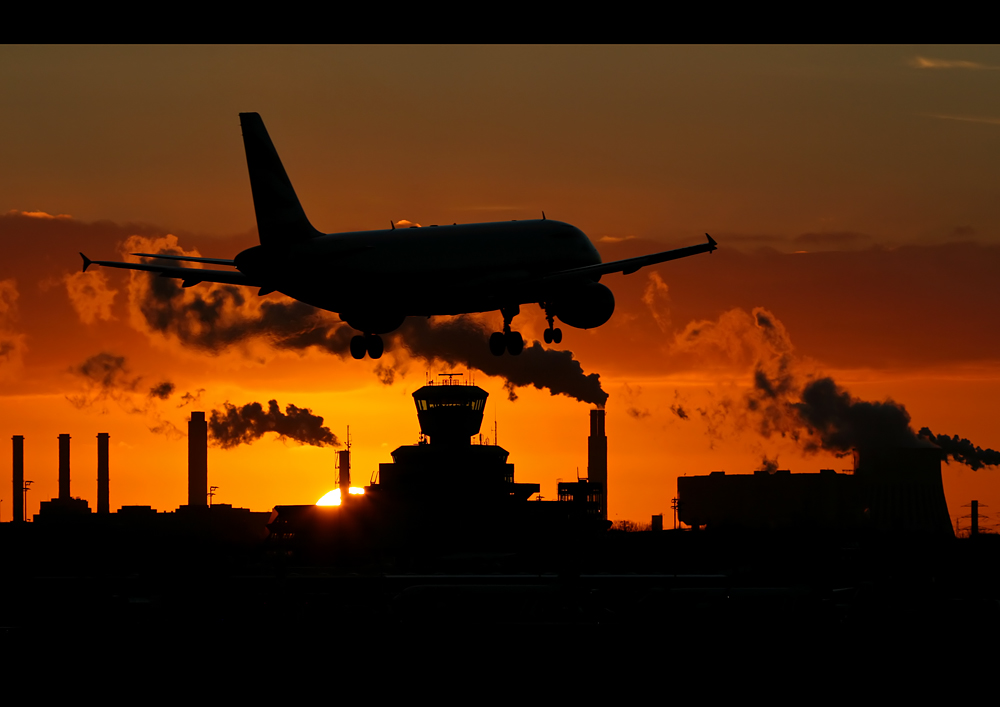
[550,282,615,329]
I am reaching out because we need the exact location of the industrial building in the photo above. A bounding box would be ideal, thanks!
[678,442,953,536]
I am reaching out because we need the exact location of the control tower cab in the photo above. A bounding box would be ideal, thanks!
[413,375,488,446]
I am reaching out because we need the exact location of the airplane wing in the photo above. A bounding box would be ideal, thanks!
[541,234,717,284]
[80,253,259,288]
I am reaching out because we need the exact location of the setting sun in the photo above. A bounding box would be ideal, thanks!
[315,487,366,506]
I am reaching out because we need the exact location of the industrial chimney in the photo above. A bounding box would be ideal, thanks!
[12,435,23,523]
[588,409,608,520]
[338,449,351,501]
[58,433,71,500]
[188,412,208,506]
[97,432,109,514]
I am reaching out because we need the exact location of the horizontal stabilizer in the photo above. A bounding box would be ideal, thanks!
[131,252,236,267]
[81,257,260,287]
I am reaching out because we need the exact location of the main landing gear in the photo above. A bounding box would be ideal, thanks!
[542,306,562,345]
[350,333,384,360]
[489,305,524,356]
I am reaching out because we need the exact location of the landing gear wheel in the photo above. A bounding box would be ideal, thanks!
[350,335,367,360]
[366,334,384,359]
[489,332,506,356]
[505,330,524,356]
[541,303,561,346]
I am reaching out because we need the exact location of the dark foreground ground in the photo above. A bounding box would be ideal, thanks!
[3,522,998,673]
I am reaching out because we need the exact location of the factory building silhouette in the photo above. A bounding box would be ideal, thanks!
[677,441,953,536]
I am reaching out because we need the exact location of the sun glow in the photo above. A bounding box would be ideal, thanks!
[315,487,366,506]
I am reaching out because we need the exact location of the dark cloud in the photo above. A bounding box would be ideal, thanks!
[148,381,175,399]
[208,399,340,449]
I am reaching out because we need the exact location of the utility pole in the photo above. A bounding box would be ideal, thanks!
[208,486,219,507]
[22,480,32,522]
[960,500,988,537]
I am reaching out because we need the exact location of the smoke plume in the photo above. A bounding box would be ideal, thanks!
[66,351,186,438]
[918,427,1000,470]
[391,315,608,405]
[208,399,340,449]
[123,235,608,406]
[67,352,141,410]
[674,307,1000,465]
[758,455,779,474]
[148,381,175,400]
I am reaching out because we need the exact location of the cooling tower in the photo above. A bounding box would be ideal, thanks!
[855,443,953,537]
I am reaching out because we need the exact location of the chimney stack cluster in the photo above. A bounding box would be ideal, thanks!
[8,412,207,520]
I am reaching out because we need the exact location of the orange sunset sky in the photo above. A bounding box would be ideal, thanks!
[2,45,1000,526]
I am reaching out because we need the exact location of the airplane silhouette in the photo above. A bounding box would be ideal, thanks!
[81,113,716,360]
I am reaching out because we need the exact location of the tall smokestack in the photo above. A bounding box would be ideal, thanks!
[12,435,23,523]
[188,412,207,506]
[97,432,110,514]
[58,434,71,500]
[588,409,608,520]
[338,449,351,500]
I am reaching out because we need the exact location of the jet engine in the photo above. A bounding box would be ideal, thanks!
[551,282,615,329]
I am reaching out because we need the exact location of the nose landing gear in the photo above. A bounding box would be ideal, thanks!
[542,305,562,345]
[489,305,524,356]
[350,333,384,360]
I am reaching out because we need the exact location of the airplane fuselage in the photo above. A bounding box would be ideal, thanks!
[234,219,600,327]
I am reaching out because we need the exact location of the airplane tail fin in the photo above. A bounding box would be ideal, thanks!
[239,112,323,247]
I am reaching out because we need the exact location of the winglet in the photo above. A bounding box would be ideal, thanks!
[706,233,717,250]
[80,252,92,272]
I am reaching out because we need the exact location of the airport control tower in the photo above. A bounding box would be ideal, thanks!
[376,374,539,503]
